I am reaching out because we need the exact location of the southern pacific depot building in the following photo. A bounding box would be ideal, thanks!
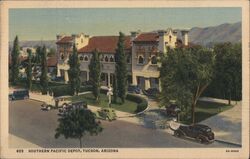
[56,29,189,90]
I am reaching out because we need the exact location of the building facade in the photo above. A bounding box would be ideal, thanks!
[56,28,189,90]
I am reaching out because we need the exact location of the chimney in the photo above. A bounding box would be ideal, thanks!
[158,30,167,53]
[56,34,63,40]
[130,30,141,41]
[71,34,77,39]
[181,30,189,46]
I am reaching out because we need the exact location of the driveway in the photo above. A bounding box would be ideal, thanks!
[199,101,241,145]
[9,99,237,148]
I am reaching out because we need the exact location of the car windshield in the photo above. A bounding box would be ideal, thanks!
[14,91,26,94]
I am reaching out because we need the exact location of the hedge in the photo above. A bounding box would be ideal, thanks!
[126,93,148,113]
[51,85,93,97]
[100,88,108,94]
[48,81,68,87]
[10,79,42,92]
[50,85,71,97]
[79,85,93,92]
[11,79,92,96]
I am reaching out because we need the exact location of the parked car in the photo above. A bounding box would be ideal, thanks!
[165,104,181,117]
[41,95,72,111]
[41,105,52,111]
[58,101,88,116]
[128,85,141,94]
[95,108,117,121]
[143,88,160,98]
[9,89,29,101]
[58,105,71,115]
[71,101,88,109]
[174,124,215,144]
[9,94,13,101]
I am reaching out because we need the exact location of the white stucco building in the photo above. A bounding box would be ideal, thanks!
[56,28,189,90]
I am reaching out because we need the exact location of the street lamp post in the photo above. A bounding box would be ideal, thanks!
[107,86,113,107]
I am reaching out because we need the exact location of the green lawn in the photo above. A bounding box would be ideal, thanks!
[71,93,138,114]
[180,100,233,124]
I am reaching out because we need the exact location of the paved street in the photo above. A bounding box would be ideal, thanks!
[9,99,238,148]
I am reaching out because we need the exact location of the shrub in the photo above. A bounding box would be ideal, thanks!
[79,85,92,92]
[48,81,68,87]
[30,83,42,92]
[9,79,42,92]
[126,93,143,103]
[178,111,191,124]
[100,88,108,94]
[126,93,148,113]
[136,102,148,113]
[51,85,93,97]
[51,85,72,97]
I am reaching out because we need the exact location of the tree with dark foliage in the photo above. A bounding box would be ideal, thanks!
[11,36,20,84]
[160,47,215,124]
[40,46,48,94]
[25,49,32,90]
[89,49,101,101]
[55,108,103,148]
[115,32,127,103]
[68,45,81,95]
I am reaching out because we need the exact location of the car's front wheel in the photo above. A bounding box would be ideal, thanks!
[196,136,203,143]
[62,103,68,108]
[24,96,29,100]
[174,131,182,137]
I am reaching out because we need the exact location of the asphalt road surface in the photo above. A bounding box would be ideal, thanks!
[9,100,239,148]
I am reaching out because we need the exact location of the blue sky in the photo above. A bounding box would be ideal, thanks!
[9,8,241,41]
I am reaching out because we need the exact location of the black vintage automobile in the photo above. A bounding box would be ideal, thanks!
[58,101,87,116]
[174,124,215,144]
[9,89,29,101]
[165,104,181,117]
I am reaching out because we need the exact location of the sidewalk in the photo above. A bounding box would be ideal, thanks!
[199,102,241,145]
[198,97,239,105]
[9,87,54,103]
[9,134,40,148]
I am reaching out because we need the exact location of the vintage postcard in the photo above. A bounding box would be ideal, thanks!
[0,0,249,158]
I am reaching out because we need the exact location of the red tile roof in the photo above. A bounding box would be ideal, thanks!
[78,36,131,53]
[134,33,159,42]
[47,57,57,67]
[56,36,73,44]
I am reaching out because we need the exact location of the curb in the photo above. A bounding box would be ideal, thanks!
[29,98,44,103]
[215,139,241,147]
[29,91,150,119]
[117,97,150,118]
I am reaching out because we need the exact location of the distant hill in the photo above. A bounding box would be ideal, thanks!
[9,40,56,50]
[9,22,241,49]
[188,22,241,46]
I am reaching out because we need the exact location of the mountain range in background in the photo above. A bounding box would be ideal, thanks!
[9,22,241,49]
[187,22,241,47]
